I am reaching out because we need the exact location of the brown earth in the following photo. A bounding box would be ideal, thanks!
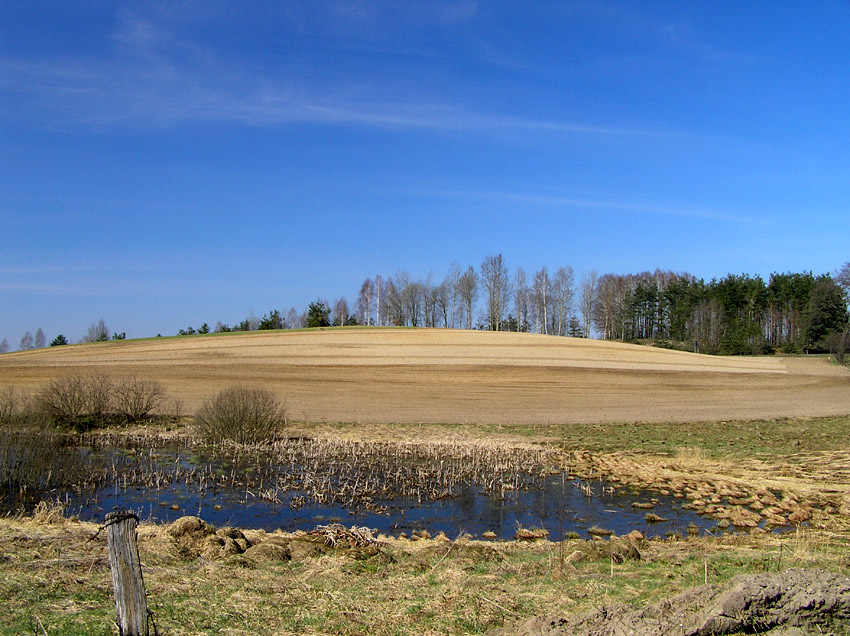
[490,568,850,636]
[1,328,848,424]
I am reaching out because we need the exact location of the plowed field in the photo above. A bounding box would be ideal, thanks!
[1,328,848,424]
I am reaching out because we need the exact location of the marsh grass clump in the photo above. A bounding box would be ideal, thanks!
[214,437,558,510]
[0,386,105,506]
[0,416,92,505]
[195,385,287,445]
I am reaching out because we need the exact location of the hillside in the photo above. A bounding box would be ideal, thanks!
[1,328,848,424]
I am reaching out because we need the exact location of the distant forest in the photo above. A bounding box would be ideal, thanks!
[5,258,849,358]
[213,257,849,357]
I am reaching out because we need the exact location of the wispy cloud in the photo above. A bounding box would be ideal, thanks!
[564,0,749,63]
[408,188,771,225]
[0,268,286,301]
[0,51,691,140]
[334,1,479,26]
[0,261,175,281]
[0,7,679,139]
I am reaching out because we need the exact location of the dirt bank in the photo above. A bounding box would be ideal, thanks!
[490,568,850,636]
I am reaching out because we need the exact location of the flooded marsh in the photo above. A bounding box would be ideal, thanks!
[2,433,745,539]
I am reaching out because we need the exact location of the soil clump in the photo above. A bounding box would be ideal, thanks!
[490,568,850,636]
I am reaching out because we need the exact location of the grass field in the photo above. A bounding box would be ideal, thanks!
[1,328,849,635]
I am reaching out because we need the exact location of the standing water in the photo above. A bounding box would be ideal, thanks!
[4,437,730,539]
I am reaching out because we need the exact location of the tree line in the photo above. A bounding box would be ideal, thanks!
[591,270,848,355]
[1,318,124,354]
[4,259,848,358]
[205,257,849,358]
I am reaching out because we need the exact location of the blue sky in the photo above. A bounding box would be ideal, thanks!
[2,1,849,344]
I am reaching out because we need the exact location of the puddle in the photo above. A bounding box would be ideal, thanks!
[4,441,728,540]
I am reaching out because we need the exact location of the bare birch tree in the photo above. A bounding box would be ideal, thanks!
[481,254,510,331]
[532,267,551,334]
[374,275,384,326]
[579,271,598,338]
[514,267,530,332]
[445,262,462,329]
[402,280,424,327]
[332,297,350,326]
[422,273,436,327]
[551,267,575,336]
[384,278,404,326]
[83,319,110,343]
[19,331,34,351]
[593,274,623,340]
[287,307,302,329]
[432,279,451,328]
[357,278,374,326]
[455,266,479,330]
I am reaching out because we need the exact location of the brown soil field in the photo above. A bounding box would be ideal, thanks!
[1,327,848,424]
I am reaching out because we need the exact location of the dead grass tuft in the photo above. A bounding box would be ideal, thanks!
[30,499,71,525]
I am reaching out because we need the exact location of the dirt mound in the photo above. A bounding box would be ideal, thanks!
[563,534,643,564]
[166,515,252,560]
[491,568,850,636]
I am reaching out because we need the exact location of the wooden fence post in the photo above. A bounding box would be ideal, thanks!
[105,511,149,636]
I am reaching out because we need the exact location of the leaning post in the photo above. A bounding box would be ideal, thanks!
[105,511,149,636]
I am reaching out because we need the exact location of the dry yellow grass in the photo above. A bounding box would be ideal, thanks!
[1,327,848,424]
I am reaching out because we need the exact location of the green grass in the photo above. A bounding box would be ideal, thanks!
[298,414,850,461]
[548,415,850,459]
[1,515,847,636]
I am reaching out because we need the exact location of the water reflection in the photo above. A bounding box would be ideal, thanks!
[53,457,720,540]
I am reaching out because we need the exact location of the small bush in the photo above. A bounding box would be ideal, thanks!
[35,373,114,430]
[114,376,166,422]
[780,341,802,354]
[195,385,286,445]
[0,387,17,426]
[825,328,848,366]
[82,373,113,424]
[29,374,171,430]
[35,376,89,426]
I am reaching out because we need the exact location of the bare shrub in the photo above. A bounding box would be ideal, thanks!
[36,373,114,430]
[35,376,87,426]
[0,388,43,429]
[171,397,183,422]
[114,377,166,422]
[0,387,17,426]
[82,373,113,424]
[195,385,286,445]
